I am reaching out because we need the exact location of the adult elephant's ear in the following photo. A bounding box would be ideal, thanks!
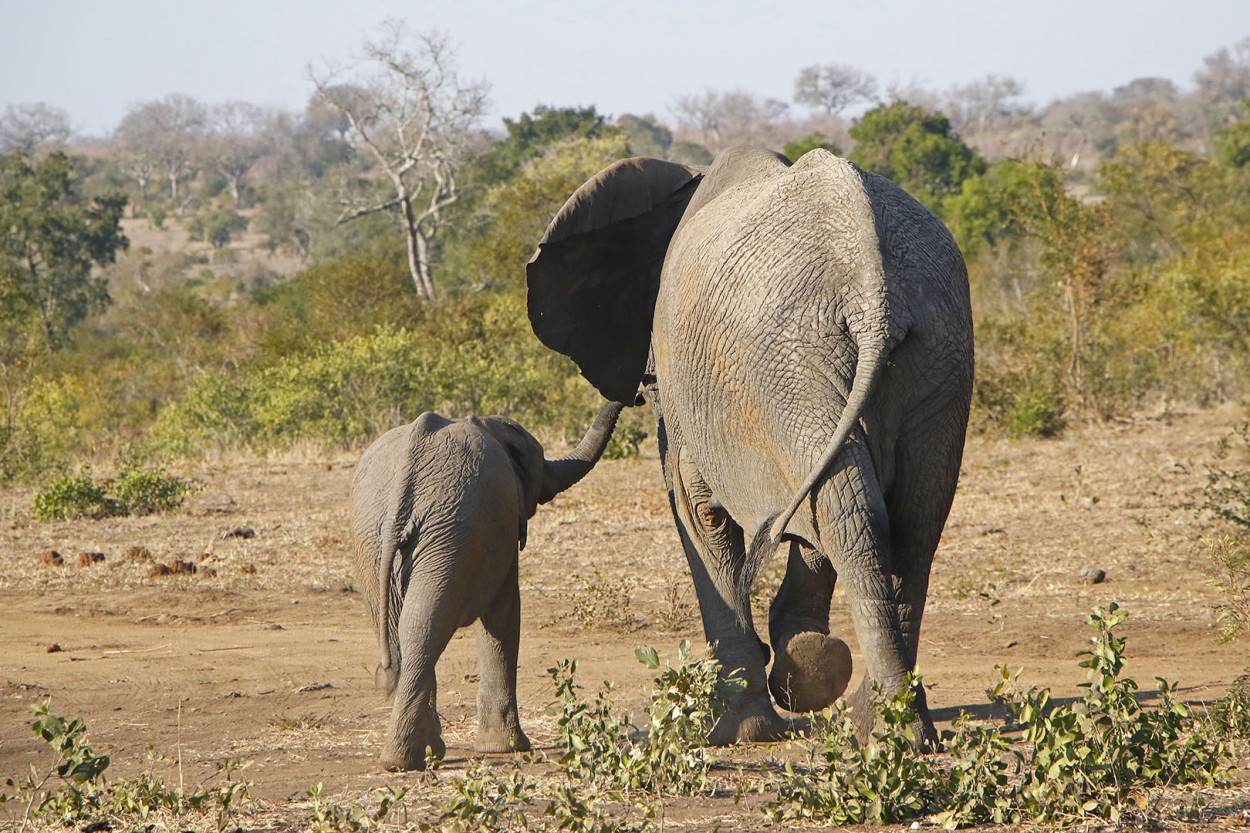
[527,157,702,403]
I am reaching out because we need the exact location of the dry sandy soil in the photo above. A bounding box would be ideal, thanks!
[2,405,1249,830]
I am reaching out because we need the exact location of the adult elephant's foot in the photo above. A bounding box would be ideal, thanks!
[381,733,446,771]
[708,699,790,745]
[768,631,853,713]
[474,726,531,754]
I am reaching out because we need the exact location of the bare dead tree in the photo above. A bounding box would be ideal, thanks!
[0,103,73,154]
[114,94,206,205]
[793,63,878,115]
[672,88,789,153]
[309,22,489,301]
[203,101,268,205]
[944,74,1027,136]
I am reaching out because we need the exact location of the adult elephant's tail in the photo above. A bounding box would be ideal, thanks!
[769,327,892,544]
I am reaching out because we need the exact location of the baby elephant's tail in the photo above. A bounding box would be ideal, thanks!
[376,530,401,697]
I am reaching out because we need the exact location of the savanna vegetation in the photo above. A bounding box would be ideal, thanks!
[4,32,1250,483]
[4,27,1250,829]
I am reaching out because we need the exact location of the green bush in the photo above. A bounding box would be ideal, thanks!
[1210,672,1250,739]
[4,701,250,830]
[110,466,192,515]
[1002,390,1067,438]
[32,467,191,520]
[767,603,1230,828]
[187,206,248,248]
[151,290,596,457]
[32,472,119,520]
[548,641,741,799]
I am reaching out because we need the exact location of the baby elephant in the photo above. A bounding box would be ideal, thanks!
[349,401,625,771]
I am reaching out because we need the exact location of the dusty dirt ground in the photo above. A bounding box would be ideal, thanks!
[2,405,1249,830]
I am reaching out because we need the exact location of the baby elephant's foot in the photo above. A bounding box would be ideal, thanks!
[769,631,853,713]
[381,734,446,772]
[475,726,531,754]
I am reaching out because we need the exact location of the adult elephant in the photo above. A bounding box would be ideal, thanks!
[527,146,973,745]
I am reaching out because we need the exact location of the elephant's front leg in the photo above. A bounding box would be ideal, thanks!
[768,543,853,713]
[669,449,786,745]
[473,557,531,754]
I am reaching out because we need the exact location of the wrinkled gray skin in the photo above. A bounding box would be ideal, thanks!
[349,402,624,771]
[527,147,973,745]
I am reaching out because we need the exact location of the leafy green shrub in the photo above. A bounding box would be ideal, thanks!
[1002,389,1066,438]
[188,206,248,248]
[1202,425,1250,642]
[306,783,408,833]
[4,701,250,831]
[110,466,192,514]
[768,681,940,826]
[1210,673,1250,739]
[417,766,532,833]
[32,467,191,520]
[767,604,1230,829]
[995,603,1228,824]
[548,641,740,800]
[603,410,648,460]
[32,472,119,520]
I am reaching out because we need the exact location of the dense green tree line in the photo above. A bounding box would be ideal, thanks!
[3,88,1250,481]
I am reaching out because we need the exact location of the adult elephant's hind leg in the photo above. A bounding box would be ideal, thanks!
[884,407,968,746]
[768,543,853,713]
[669,447,787,745]
[474,556,531,754]
[811,443,913,741]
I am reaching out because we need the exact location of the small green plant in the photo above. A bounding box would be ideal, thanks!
[548,658,636,788]
[768,680,939,826]
[1210,672,1250,740]
[932,714,1019,828]
[766,604,1232,829]
[32,466,192,520]
[5,700,251,831]
[604,427,647,460]
[1002,389,1066,438]
[417,765,532,832]
[992,603,1228,824]
[554,566,637,630]
[110,465,193,514]
[543,783,628,833]
[306,783,408,833]
[548,642,740,803]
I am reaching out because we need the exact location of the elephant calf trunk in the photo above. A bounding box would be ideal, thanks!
[539,401,626,502]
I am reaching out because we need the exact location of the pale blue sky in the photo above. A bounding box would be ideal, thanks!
[3,0,1248,136]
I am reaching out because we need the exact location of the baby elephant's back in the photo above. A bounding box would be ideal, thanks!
[413,415,521,551]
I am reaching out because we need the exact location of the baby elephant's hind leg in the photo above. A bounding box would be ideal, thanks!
[474,557,530,753]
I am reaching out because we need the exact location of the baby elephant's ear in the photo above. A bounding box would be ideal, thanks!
[481,416,545,549]
[527,157,702,404]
